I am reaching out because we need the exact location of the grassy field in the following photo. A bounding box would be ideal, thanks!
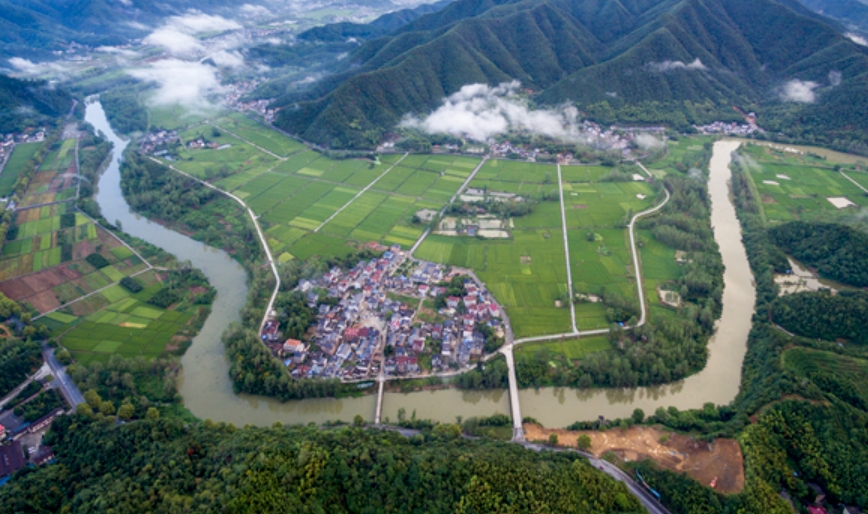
[644,136,715,178]
[213,113,306,157]
[217,150,482,260]
[0,142,41,197]
[41,272,203,365]
[416,198,571,338]
[147,103,211,131]
[738,144,868,225]
[164,126,278,180]
[514,335,612,361]
[40,139,76,172]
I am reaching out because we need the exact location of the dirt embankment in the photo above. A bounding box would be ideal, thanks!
[523,423,745,495]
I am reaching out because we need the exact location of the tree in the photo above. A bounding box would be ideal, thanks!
[548,433,559,446]
[117,403,135,421]
[146,407,160,420]
[56,349,71,365]
[84,389,102,409]
[99,401,115,416]
[353,414,364,427]
[632,408,645,424]
[578,435,592,451]
[75,403,94,418]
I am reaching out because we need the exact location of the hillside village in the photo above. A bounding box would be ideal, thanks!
[261,246,505,381]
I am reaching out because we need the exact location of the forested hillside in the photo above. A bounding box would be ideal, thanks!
[274,0,868,149]
[0,416,644,513]
[0,74,72,133]
[297,0,454,42]
[772,290,868,344]
[769,221,868,287]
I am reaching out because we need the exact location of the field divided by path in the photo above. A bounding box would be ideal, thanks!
[738,143,868,225]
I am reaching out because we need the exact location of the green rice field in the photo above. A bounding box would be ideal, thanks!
[514,335,612,361]
[0,142,41,197]
[213,113,306,157]
[43,280,197,365]
[739,144,868,224]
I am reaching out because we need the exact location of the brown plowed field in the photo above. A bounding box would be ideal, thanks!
[26,290,60,313]
[0,263,83,300]
[524,424,745,494]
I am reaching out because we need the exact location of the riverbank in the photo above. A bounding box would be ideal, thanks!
[86,108,755,430]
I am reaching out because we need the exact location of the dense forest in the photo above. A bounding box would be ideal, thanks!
[100,88,148,135]
[0,75,72,133]
[120,153,263,266]
[769,221,868,287]
[771,290,868,345]
[0,337,42,398]
[0,416,643,513]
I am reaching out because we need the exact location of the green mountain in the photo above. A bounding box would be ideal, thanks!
[273,0,868,149]
[0,73,72,132]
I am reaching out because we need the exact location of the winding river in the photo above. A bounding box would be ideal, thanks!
[86,101,754,427]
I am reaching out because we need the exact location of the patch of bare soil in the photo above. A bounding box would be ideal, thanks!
[25,290,60,313]
[523,423,745,494]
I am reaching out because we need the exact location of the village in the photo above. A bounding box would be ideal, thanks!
[260,246,505,382]
[0,128,47,170]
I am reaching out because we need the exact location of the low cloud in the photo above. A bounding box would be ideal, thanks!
[734,153,763,173]
[829,70,842,87]
[126,21,150,31]
[846,33,868,46]
[144,28,204,56]
[647,58,706,73]
[95,46,139,57]
[400,81,582,141]
[634,134,665,151]
[143,11,241,56]
[7,57,69,77]
[128,59,224,111]
[208,50,245,68]
[240,4,272,17]
[779,79,819,103]
[164,12,241,34]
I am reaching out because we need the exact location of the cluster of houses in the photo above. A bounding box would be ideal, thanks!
[139,130,179,155]
[261,247,506,381]
[225,81,278,123]
[187,138,230,150]
[696,121,762,136]
[0,129,46,166]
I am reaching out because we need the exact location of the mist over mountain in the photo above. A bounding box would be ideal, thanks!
[0,0,427,60]
[796,0,868,33]
[271,0,868,150]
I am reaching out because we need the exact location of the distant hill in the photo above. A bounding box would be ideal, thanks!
[796,0,868,33]
[298,0,454,43]
[272,0,868,149]
[0,0,241,59]
[0,74,72,133]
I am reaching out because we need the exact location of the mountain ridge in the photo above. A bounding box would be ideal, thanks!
[273,0,868,149]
